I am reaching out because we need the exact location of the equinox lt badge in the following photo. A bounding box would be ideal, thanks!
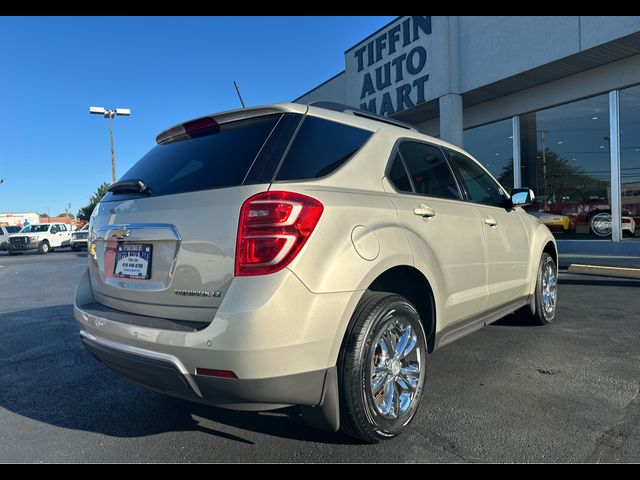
[174,289,222,298]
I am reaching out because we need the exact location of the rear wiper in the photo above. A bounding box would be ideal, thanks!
[108,179,153,195]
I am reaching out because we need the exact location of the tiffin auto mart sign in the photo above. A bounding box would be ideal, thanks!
[347,16,433,117]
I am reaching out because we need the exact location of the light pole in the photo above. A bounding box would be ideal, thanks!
[89,106,131,183]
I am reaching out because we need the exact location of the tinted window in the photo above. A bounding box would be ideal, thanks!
[104,114,281,200]
[6,226,19,233]
[275,116,372,181]
[399,142,461,200]
[388,152,413,193]
[447,150,506,207]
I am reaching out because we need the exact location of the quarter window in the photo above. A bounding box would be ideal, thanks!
[398,142,461,200]
[275,116,372,181]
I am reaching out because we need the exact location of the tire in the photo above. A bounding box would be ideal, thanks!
[531,253,557,325]
[37,241,50,254]
[71,245,80,252]
[339,291,428,443]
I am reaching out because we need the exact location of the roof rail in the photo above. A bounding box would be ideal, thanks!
[309,101,418,131]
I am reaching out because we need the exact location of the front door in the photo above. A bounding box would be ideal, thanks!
[446,149,530,310]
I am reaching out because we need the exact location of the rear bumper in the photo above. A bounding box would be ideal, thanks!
[74,267,360,410]
[80,331,332,409]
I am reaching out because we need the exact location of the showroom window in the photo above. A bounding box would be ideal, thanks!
[463,118,514,192]
[620,85,640,240]
[519,94,611,238]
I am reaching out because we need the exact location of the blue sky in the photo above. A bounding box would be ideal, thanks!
[0,16,393,217]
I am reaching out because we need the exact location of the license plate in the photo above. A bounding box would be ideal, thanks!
[113,244,152,279]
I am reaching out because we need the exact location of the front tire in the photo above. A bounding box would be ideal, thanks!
[531,253,557,325]
[339,291,428,443]
[37,241,50,254]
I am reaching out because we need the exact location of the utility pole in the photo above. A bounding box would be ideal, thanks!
[90,106,131,183]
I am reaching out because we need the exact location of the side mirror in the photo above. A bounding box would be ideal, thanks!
[511,188,535,207]
[50,227,58,234]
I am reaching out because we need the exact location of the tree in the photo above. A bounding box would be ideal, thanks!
[77,182,111,222]
[58,212,75,219]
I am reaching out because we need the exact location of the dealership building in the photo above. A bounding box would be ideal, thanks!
[295,16,640,244]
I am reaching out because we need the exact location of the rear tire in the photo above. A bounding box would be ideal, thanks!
[339,291,428,443]
[37,241,50,254]
[531,253,557,325]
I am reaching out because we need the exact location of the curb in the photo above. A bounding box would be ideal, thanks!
[567,264,640,279]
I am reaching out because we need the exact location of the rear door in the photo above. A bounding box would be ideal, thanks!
[446,149,531,310]
[383,140,488,327]
[88,112,302,324]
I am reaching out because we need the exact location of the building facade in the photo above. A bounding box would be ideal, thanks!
[295,16,640,242]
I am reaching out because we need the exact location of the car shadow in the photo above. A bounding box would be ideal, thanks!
[0,304,357,446]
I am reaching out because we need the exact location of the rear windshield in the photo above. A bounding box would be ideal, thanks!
[103,114,281,199]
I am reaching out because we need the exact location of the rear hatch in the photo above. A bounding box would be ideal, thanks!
[88,107,304,324]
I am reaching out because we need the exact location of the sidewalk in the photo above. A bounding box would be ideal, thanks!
[557,240,640,278]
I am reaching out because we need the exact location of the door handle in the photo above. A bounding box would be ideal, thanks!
[414,204,436,218]
[484,216,498,227]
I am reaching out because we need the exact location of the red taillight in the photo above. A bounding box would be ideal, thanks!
[195,368,237,379]
[235,191,324,276]
[622,218,631,224]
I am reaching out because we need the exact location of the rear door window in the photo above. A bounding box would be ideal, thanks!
[399,142,461,200]
[275,116,373,181]
[388,152,413,193]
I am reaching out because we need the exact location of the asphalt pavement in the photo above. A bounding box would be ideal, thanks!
[0,249,639,463]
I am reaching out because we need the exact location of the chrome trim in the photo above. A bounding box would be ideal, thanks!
[79,330,202,397]
[95,223,182,241]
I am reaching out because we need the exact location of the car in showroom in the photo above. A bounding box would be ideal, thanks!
[8,223,73,254]
[527,210,574,233]
[71,223,90,251]
[74,102,557,443]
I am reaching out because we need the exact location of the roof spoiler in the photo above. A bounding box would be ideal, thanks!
[309,102,418,132]
[155,105,305,144]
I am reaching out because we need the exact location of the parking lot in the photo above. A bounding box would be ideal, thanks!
[0,249,638,463]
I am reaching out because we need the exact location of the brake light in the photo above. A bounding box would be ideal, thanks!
[235,191,324,276]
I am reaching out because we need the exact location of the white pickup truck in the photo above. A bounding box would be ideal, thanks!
[8,223,73,254]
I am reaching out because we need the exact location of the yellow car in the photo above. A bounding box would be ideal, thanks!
[529,211,573,232]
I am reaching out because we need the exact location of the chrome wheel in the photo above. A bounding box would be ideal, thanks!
[368,312,422,420]
[541,262,557,317]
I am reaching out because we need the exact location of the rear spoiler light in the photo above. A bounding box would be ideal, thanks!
[155,106,303,144]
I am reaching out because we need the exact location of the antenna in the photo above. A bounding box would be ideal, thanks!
[233,81,246,109]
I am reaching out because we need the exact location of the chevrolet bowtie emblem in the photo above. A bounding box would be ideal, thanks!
[112,228,131,239]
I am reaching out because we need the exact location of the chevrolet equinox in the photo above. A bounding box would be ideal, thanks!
[75,102,558,443]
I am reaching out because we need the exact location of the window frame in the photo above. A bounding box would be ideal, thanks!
[384,138,465,202]
[444,147,512,210]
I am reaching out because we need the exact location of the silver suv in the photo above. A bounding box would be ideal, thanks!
[75,102,557,443]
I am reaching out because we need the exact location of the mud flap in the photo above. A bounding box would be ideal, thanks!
[300,366,340,432]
